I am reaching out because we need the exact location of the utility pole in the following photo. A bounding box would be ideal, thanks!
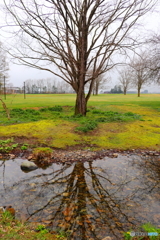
[4,76,6,100]
[24,81,26,99]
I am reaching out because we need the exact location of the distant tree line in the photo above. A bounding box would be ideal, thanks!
[110,85,123,94]
[23,78,75,94]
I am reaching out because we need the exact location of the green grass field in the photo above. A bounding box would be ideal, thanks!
[0,93,160,151]
[0,93,160,109]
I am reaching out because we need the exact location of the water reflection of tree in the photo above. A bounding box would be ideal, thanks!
[141,156,160,181]
[1,156,160,239]
[0,160,8,191]
[130,156,160,202]
[24,162,137,240]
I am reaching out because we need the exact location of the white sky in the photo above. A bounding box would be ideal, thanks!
[0,1,160,92]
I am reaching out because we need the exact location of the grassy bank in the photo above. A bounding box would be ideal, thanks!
[1,211,159,240]
[0,211,66,240]
[0,93,160,151]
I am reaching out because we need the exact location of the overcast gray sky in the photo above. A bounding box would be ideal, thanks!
[0,1,160,92]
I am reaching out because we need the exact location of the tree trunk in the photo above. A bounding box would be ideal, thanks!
[0,98,10,120]
[75,89,87,116]
[138,88,141,97]
[95,83,99,95]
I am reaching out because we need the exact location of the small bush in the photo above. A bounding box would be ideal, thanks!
[10,108,24,115]
[10,108,42,123]
[48,105,63,112]
[103,111,119,116]
[11,108,40,115]
[94,111,141,122]
[92,109,103,114]
[25,109,40,115]
[96,117,108,122]
[76,120,97,133]
[39,107,49,112]
[124,112,140,119]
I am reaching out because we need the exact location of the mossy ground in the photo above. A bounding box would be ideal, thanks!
[0,93,160,151]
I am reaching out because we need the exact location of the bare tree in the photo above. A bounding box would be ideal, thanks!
[129,52,153,97]
[61,81,75,93]
[85,72,110,95]
[0,42,10,119]
[46,78,53,93]
[0,41,9,94]
[2,0,157,115]
[92,74,110,95]
[25,79,34,94]
[148,34,160,84]
[118,67,132,95]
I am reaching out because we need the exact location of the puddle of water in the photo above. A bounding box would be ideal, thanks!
[0,155,160,239]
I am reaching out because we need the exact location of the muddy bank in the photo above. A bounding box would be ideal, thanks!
[1,148,160,164]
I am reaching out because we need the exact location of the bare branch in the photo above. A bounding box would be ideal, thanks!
[2,0,158,114]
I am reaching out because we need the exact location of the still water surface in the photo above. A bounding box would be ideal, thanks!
[0,154,160,239]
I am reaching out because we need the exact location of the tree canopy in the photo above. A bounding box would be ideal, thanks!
[2,0,158,114]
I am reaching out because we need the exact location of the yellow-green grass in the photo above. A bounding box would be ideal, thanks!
[0,93,160,150]
[92,107,160,150]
